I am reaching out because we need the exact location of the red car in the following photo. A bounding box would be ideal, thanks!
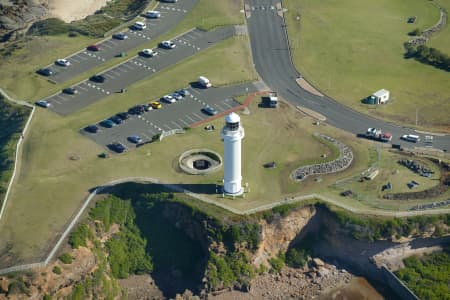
[87,45,101,51]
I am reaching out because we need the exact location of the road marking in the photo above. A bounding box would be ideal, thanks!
[104,73,115,79]
[215,103,226,111]
[123,64,135,70]
[179,118,189,127]
[70,57,80,63]
[171,121,182,129]
[54,99,62,105]
[192,113,203,120]
[190,88,201,95]
[185,115,195,123]
[221,101,233,108]
[78,86,88,91]
[163,124,172,131]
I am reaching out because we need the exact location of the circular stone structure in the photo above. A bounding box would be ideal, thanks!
[179,149,222,175]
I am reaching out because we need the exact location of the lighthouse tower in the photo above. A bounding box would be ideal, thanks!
[221,112,245,195]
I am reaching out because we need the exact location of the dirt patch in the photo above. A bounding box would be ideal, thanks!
[119,274,164,300]
[318,277,384,300]
[47,0,112,23]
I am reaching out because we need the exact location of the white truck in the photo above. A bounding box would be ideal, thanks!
[365,128,392,142]
[268,92,278,108]
[198,76,212,88]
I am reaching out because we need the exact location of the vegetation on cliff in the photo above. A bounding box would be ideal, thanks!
[324,203,450,240]
[395,247,450,300]
[0,96,30,202]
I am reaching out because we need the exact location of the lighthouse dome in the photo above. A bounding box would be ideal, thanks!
[225,112,240,124]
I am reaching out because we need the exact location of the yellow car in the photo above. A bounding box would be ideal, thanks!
[151,101,162,109]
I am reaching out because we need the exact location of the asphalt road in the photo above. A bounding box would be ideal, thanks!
[245,0,450,151]
[46,26,236,115]
[81,82,262,151]
[40,0,198,83]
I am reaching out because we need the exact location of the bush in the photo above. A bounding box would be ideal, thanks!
[52,266,62,275]
[59,253,73,264]
[286,248,309,268]
[69,224,93,249]
[269,252,285,273]
[27,18,70,36]
[408,28,421,36]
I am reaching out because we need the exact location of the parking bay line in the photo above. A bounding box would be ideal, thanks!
[192,112,203,121]
[178,118,189,127]
[171,121,182,129]
[185,115,196,123]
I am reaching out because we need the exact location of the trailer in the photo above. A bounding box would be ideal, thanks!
[364,128,392,142]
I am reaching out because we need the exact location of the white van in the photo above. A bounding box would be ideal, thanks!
[401,134,420,143]
[133,21,147,30]
[198,76,212,88]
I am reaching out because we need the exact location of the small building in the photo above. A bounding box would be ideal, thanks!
[367,89,390,104]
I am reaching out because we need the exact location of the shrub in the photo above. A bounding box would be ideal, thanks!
[59,253,73,264]
[269,252,285,273]
[69,224,93,248]
[52,266,62,275]
[286,248,309,268]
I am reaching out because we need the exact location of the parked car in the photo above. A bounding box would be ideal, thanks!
[109,142,127,153]
[133,21,147,30]
[90,75,106,83]
[161,94,176,103]
[140,48,157,57]
[109,116,123,125]
[175,88,190,97]
[161,0,178,2]
[35,100,51,108]
[128,105,145,115]
[151,101,162,109]
[128,135,143,144]
[87,45,101,51]
[113,32,128,40]
[62,87,78,95]
[143,103,153,111]
[84,125,98,133]
[116,112,130,120]
[170,92,183,100]
[146,10,161,18]
[401,134,420,143]
[159,40,176,49]
[55,58,71,67]
[37,68,53,76]
[202,106,218,115]
[100,119,115,128]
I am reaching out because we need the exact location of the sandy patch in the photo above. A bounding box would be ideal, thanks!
[48,0,112,23]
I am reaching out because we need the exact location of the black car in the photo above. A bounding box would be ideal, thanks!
[109,142,127,153]
[109,116,123,125]
[113,32,129,40]
[202,106,218,116]
[128,105,145,115]
[84,125,98,133]
[116,112,130,120]
[37,68,53,76]
[63,87,78,95]
[90,75,106,83]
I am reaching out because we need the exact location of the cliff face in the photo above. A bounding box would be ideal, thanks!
[0,0,48,42]
[253,206,316,267]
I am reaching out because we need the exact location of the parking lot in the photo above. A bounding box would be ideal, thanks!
[39,0,198,83]
[45,26,236,115]
[80,82,264,152]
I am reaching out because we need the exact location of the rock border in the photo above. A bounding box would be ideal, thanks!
[178,149,222,175]
[291,134,354,181]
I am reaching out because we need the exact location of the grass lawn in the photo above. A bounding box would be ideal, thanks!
[428,0,450,51]
[284,0,450,131]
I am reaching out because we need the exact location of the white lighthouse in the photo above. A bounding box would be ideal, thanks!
[221,112,245,195]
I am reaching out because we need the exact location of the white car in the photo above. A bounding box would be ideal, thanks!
[133,21,147,30]
[55,58,70,67]
[161,95,175,103]
[146,10,161,18]
[141,48,157,57]
[160,40,176,49]
[401,134,420,143]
